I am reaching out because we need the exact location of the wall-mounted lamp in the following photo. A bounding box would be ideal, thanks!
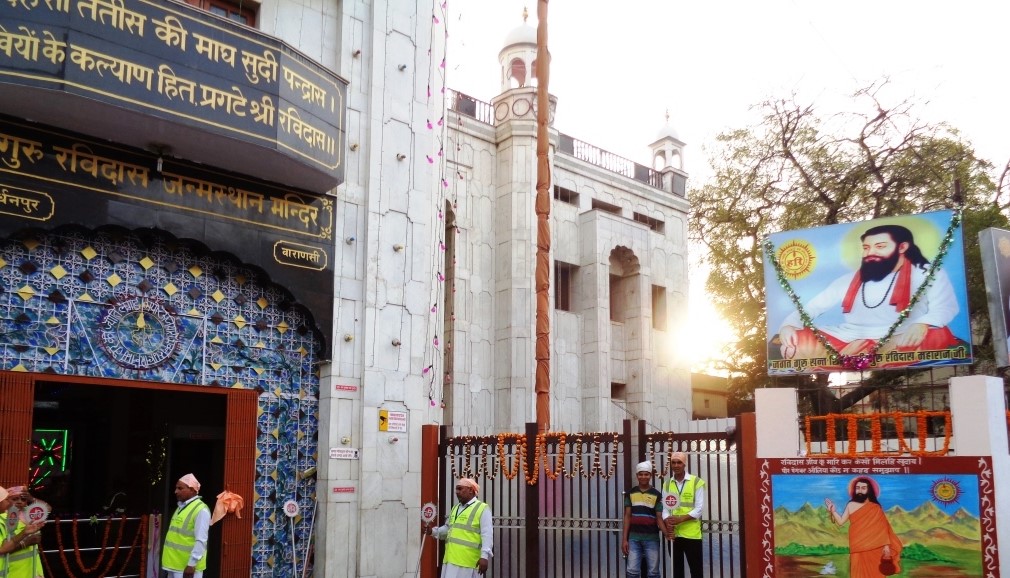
[396,153,407,161]
[148,144,171,173]
[397,64,407,71]
[343,334,353,342]
[388,436,400,444]
[391,338,402,347]
[345,236,356,245]
[352,49,361,58]
[349,143,359,151]
[340,436,352,445]
[392,243,404,252]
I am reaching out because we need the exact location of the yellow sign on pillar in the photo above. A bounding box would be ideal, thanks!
[379,409,389,431]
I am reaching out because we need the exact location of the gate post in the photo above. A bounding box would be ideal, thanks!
[738,412,760,578]
[420,424,441,578]
[525,422,540,577]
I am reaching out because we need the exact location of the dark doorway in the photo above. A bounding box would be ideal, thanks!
[31,381,226,578]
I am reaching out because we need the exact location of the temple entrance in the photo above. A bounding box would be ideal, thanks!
[30,380,227,578]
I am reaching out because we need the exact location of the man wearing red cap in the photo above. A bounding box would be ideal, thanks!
[662,452,705,578]
[161,474,211,578]
[5,486,44,578]
[424,478,493,577]
[0,487,43,578]
[825,476,902,577]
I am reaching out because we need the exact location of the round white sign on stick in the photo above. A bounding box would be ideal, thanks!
[420,501,437,525]
[25,501,51,523]
[282,499,300,518]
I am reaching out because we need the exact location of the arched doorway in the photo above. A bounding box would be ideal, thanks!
[0,226,322,578]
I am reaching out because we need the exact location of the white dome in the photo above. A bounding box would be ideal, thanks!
[502,22,536,48]
[655,123,680,142]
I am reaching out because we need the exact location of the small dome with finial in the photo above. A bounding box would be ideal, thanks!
[655,109,681,142]
[503,7,537,48]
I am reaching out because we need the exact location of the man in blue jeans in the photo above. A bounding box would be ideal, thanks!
[622,461,664,578]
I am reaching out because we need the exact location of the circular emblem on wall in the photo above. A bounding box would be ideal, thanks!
[98,296,181,369]
[929,476,962,509]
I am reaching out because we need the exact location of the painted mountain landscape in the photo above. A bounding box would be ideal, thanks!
[773,501,982,577]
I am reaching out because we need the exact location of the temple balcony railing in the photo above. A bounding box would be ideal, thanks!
[447,88,685,197]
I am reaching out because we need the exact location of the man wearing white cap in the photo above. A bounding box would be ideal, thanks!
[662,452,706,578]
[0,487,44,578]
[622,461,664,578]
[161,474,211,578]
[424,478,493,576]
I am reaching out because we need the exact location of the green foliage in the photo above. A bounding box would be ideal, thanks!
[900,542,951,563]
[690,81,1002,413]
[775,542,847,556]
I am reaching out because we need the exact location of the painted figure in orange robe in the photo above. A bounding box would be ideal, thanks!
[824,476,902,577]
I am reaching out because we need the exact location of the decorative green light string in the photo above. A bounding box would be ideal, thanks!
[764,211,962,371]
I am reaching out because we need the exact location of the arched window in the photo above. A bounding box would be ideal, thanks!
[509,58,527,88]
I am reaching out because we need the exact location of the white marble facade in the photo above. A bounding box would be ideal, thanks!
[255,0,691,575]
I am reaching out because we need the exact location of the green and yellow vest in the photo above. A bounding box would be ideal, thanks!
[161,498,210,572]
[665,476,705,540]
[6,517,41,578]
[443,500,488,568]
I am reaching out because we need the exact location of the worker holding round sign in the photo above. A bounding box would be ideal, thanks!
[3,486,46,578]
[423,479,493,577]
[662,453,706,578]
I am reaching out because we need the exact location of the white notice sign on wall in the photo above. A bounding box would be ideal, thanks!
[329,448,359,460]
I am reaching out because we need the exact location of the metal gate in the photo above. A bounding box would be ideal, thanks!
[435,419,744,577]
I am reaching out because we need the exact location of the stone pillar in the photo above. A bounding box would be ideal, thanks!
[754,387,800,458]
[949,375,1010,575]
[491,106,538,431]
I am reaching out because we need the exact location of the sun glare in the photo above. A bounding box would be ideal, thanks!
[674,291,735,374]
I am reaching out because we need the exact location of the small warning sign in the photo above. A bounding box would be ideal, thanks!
[379,409,408,433]
[330,448,359,460]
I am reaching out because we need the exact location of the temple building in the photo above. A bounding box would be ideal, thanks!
[0,1,689,576]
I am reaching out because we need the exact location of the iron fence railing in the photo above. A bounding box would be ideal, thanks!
[439,420,744,577]
[37,514,153,578]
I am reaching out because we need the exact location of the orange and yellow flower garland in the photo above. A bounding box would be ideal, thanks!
[446,431,619,485]
[804,411,952,457]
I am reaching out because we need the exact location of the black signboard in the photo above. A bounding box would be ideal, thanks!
[0,0,346,186]
[0,115,335,351]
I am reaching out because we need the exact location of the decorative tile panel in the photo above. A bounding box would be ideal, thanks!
[0,227,320,578]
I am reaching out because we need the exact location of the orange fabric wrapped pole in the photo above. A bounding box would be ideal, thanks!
[534,0,551,433]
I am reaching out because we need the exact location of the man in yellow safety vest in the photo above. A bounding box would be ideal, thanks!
[424,478,493,577]
[662,452,706,578]
[0,487,43,578]
[5,486,43,578]
[161,474,211,578]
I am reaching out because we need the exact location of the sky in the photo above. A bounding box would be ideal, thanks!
[445,0,1010,366]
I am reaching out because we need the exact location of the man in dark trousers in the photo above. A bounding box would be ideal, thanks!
[622,461,664,578]
[663,452,706,578]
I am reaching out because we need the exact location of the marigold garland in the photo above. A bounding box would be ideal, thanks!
[442,431,617,484]
[97,516,127,577]
[805,411,952,457]
[538,432,567,482]
[110,516,145,577]
[72,516,113,573]
[496,433,526,481]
